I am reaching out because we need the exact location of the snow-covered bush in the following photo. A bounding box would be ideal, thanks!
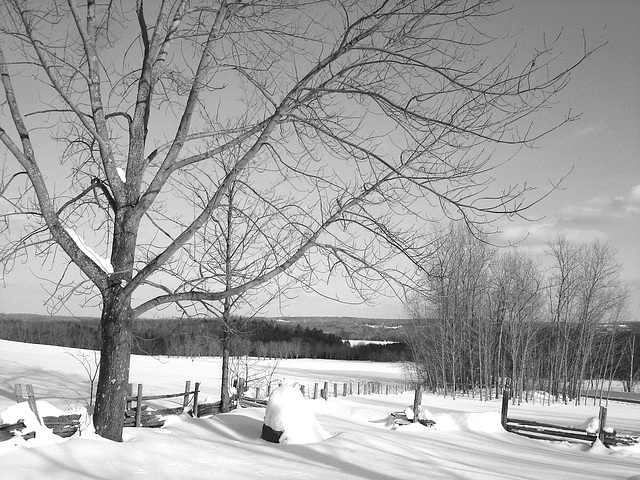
[261,386,331,444]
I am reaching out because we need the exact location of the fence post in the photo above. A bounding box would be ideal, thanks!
[135,384,144,427]
[412,385,423,423]
[256,387,261,400]
[343,383,348,397]
[126,383,133,411]
[25,384,42,426]
[193,382,200,418]
[237,377,245,408]
[314,383,319,399]
[15,384,25,403]
[183,381,191,410]
[597,406,608,445]
[333,383,338,398]
[300,385,306,398]
[501,388,509,430]
[323,381,329,400]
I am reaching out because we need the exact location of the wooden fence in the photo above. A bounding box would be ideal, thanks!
[501,389,639,447]
[125,381,201,427]
[0,384,83,441]
[1,381,203,441]
[2,379,414,441]
[241,379,412,404]
[6,381,640,448]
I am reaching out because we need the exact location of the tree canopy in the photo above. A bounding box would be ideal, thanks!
[1,0,598,440]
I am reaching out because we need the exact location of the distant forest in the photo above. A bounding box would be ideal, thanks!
[0,315,408,362]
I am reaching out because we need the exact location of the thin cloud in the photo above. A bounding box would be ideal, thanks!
[495,184,640,254]
[628,184,640,211]
[560,184,640,224]
[497,221,606,257]
[572,123,606,137]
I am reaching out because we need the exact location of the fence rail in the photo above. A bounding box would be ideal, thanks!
[125,381,200,427]
[2,379,414,442]
[240,379,413,403]
[581,390,640,405]
[500,389,639,447]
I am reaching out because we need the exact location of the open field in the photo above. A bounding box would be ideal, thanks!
[1,339,640,479]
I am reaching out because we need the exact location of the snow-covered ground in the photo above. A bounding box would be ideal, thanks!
[1,339,640,479]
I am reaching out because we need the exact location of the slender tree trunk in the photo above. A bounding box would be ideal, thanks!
[220,329,231,413]
[629,334,636,393]
[495,321,504,399]
[93,289,133,441]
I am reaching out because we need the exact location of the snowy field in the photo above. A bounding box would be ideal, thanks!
[1,339,640,479]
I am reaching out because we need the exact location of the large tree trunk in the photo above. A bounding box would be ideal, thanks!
[93,289,133,442]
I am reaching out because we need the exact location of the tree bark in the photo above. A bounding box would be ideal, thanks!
[220,330,231,413]
[93,289,133,442]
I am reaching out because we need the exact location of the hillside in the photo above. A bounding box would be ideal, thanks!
[0,313,411,340]
[266,316,409,341]
[0,314,409,361]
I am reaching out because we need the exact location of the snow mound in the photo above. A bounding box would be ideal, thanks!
[434,411,503,433]
[403,405,435,422]
[0,401,66,448]
[1,400,64,424]
[262,386,332,445]
[588,438,610,454]
[580,416,614,435]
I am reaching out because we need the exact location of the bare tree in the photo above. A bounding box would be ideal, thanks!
[408,233,629,405]
[490,250,543,404]
[406,223,492,397]
[0,1,597,440]
[546,237,629,402]
[192,164,283,412]
[546,236,583,401]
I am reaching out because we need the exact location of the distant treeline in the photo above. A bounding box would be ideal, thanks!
[0,315,407,362]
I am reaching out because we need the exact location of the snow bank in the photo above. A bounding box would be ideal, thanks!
[262,386,332,444]
[403,405,435,422]
[433,411,503,433]
[581,416,614,435]
[2,340,640,479]
[0,401,65,449]
[1,400,65,424]
[387,405,502,435]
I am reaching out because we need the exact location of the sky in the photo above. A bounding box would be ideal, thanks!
[1,0,639,321]
[491,0,640,321]
[267,0,640,320]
